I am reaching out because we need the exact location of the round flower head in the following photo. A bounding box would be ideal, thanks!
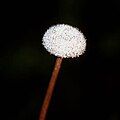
[42,24,86,58]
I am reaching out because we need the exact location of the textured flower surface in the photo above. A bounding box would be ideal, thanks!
[42,24,86,58]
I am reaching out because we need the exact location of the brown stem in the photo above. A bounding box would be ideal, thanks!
[39,57,63,120]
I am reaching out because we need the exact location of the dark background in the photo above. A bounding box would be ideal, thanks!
[0,0,120,119]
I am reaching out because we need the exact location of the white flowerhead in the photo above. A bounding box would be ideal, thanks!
[42,24,86,58]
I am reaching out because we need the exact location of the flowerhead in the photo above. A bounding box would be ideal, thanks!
[42,24,86,58]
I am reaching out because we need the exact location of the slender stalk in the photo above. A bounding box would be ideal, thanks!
[39,57,63,120]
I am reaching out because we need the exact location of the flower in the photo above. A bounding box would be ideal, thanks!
[42,24,86,58]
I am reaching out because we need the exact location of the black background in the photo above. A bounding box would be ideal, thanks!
[0,0,120,120]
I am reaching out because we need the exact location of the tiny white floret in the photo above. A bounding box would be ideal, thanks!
[42,24,86,58]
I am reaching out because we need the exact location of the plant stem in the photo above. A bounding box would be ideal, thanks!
[39,57,63,120]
